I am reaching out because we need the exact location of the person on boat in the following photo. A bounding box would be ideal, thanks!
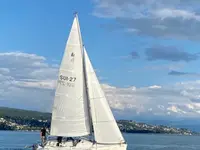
[66,137,76,146]
[40,127,47,146]
[56,136,63,146]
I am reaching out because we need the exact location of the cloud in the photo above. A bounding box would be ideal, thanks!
[148,85,161,89]
[130,51,140,59]
[153,8,200,21]
[92,0,200,40]
[102,81,200,119]
[168,70,200,77]
[1,51,200,120]
[145,45,199,62]
[0,51,106,112]
[112,51,139,60]
[144,63,185,71]
[168,70,188,76]
[0,52,58,112]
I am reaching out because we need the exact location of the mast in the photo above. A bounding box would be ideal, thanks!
[74,12,82,50]
[75,12,93,135]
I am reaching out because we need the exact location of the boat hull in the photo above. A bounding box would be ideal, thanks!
[36,140,127,150]
[39,145,127,150]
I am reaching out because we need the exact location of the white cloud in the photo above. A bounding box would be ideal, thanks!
[0,51,200,119]
[153,8,200,21]
[13,79,56,89]
[0,52,58,112]
[92,0,200,40]
[148,85,161,89]
[0,52,45,60]
[167,105,187,114]
[0,68,10,74]
[102,80,200,118]
[144,63,185,71]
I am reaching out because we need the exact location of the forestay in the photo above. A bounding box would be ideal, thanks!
[83,48,125,144]
[50,15,91,137]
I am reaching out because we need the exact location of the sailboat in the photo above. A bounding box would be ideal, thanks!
[36,13,127,150]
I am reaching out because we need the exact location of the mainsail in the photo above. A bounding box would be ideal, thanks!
[50,14,91,137]
[83,48,125,144]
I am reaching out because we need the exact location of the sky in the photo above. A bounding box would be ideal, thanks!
[0,0,200,122]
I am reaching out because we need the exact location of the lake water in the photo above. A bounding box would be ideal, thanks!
[0,131,200,150]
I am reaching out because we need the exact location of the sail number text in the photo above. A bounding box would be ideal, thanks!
[58,75,76,87]
[60,75,76,82]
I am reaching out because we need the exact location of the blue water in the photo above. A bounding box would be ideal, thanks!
[0,131,200,150]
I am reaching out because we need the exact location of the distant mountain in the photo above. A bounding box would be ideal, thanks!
[0,107,51,120]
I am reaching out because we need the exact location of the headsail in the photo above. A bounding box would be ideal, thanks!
[50,14,91,137]
[83,48,125,144]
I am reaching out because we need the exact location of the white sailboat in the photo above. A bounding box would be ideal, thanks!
[36,13,127,150]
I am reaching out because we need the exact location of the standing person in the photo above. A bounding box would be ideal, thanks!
[56,136,63,146]
[40,127,47,146]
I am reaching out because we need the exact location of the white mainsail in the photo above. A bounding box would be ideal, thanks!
[83,48,125,144]
[50,14,91,137]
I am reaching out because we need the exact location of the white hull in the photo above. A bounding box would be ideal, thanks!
[36,139,127,150]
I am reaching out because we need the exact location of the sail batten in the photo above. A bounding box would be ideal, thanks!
[50,15,91,137]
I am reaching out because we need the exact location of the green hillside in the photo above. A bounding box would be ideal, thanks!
[0,107,51,120]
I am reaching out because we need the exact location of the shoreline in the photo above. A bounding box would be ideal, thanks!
[0,129,199,136]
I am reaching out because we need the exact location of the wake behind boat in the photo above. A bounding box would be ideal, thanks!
[33,13,127,150]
